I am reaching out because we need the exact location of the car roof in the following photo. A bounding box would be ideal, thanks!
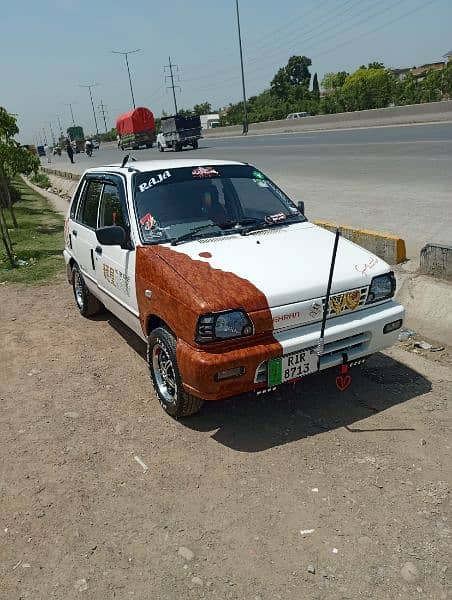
[83,158,247,175]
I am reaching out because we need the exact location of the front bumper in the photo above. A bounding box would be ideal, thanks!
[177,300,404,401]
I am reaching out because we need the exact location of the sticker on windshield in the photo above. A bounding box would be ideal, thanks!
[265,213,286,224]
[139,213,156,230]
[252,170,265,180]
[138,170,171,192]
[192,166,219,178]
[253,179,268,188]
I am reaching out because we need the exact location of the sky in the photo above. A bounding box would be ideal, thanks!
[2,0,451,143]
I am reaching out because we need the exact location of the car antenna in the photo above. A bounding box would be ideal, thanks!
[121,154,130,168]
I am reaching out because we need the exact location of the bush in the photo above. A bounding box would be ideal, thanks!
[8,183,22,204]
[30,172,51,189]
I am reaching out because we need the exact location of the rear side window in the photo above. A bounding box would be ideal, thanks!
[98,183,126,229]
[70,179,86,219]
[77,180,102,228]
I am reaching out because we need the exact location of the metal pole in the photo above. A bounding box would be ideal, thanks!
[57,115,63,137]
[88,87,99,135]
[79,84,99,136]
[49,122,56,145]
[99,100,108,134]
[235,0,248,134]
[68,103,75,125]
[168,56,178,114]
[125,54,136,109]
[112,49,140,110]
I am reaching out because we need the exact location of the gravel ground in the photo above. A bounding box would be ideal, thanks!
[0,277,450,600]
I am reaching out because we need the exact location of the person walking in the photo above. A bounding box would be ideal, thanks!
[66,139,74,164]
[44,144,51,163]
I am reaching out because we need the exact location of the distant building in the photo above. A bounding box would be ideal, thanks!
[391,61,445,82]
[410,62,445,80]
[391,67,411,81]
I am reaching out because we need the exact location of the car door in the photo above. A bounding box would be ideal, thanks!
[71,176,103,294]
[94,176,141,337]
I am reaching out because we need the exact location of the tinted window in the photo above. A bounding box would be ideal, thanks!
[133,165,304,243]
[99,183,126,229]
[78,180,102,228]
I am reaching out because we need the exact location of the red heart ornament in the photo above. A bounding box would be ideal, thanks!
[336,374,352,391]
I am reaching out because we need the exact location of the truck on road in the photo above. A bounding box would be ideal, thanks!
[67,126,85,154]
[116,107,156,150]
[157,115,202,152]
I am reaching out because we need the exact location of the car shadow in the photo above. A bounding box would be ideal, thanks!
[95,313,431,453]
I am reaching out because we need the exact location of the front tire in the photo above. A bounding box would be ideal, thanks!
[72,264,102,317]
[158,143,164,152]
[192,139,198,149]
[147,326,204,418]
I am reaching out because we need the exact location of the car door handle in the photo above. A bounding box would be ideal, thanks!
[95,246,102,255]
[72,230,77,237]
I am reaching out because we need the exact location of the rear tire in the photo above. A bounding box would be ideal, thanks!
[192,139,198,149]
[158,143,164,152]
[147,326,204,418]
[72,264,102,317]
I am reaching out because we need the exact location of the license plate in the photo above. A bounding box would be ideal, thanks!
[268,347,318,387]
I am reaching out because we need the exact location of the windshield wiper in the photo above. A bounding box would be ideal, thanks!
[171,224,221,246]
[240,213,303,235]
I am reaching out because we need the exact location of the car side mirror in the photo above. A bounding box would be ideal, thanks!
[297,200,305,215]
[96,225,127,248]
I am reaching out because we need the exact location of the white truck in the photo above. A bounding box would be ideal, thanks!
[200,113,220,129]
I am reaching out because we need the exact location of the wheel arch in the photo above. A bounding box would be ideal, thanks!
[146,314,176,338]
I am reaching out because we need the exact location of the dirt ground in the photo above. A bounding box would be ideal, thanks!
[0,275,450,600]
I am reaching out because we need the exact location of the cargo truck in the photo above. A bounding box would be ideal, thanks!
[116,107,156,150]
[67,126,85,154]
[157,115,202,152]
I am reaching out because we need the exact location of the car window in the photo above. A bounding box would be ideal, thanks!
[77,180,102,228]
[99,183,126,229]
[70,179,86,219]
[133,165,304,243]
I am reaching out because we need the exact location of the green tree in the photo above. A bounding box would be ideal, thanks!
[312,72,320,100]
[340,67,396,111]
[367,61,385,70]
[321,71,349,91]
[193,102,212,115]
[420,69,443,102]
[271,55,312,100]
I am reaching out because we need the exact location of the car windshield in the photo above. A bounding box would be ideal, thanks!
[133,164,305,244]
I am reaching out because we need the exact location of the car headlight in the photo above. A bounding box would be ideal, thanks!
[366,272,396,304]
[196,310,254,343]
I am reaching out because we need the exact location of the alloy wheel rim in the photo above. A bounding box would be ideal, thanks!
[74,271,84,309]
[152,344,177,404]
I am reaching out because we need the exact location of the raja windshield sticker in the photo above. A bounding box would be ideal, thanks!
[192,166,219,178]
[138,170,171,192]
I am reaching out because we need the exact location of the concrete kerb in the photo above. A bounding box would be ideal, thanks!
[42,167,81,181]
[420,243,452,282]
[315,220,406,265]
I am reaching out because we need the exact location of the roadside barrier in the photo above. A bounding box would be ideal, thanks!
[315,220,406,265]
[420,243,452,281]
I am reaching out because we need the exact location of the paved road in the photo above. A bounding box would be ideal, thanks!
[46,123,452,259]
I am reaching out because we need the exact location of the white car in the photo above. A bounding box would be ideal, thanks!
[63,159,404,417]
[286,112,310,119]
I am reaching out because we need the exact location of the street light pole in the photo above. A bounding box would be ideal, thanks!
[112,49,141,109]
[79,84,100,136]
[235,0,248,135]
[65,102,76,126]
